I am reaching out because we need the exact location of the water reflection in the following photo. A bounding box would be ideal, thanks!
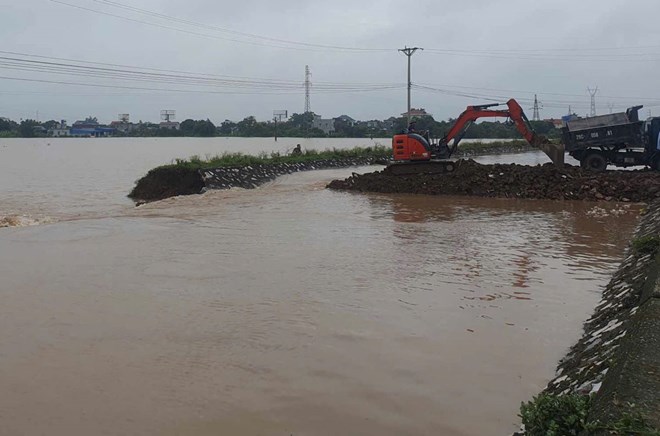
[365,193,641,294]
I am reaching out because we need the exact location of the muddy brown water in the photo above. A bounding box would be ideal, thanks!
[0,138,640,435]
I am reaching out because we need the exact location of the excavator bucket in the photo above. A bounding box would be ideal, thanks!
[534,135,565,166]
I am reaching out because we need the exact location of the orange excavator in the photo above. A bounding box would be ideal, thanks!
[388,99,565,175]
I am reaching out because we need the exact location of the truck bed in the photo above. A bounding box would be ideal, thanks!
[562,119,643,152]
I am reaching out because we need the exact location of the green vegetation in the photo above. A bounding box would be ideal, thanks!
[597,413,660,435]
[520,393,659,435]
[520,393,592,436]
[0,111,562,139]
[632,235,660,255]
[179,119,216,137]
[163,145,391,171]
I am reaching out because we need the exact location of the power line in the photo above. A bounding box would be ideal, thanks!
[49,0,394,53]
[50,0,660,61]
[0,53,404,92]
[0,75,403,95]
[89,0,394,52]
[415,81,660,104]
[423,49,660,63]
[0,50,399,88]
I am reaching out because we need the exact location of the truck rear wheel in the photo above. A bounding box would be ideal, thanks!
[581,153,608,172]
[653,157,660,171]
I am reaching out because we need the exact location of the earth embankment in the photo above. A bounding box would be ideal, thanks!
[129,156,384,203]
[328,160,660,202]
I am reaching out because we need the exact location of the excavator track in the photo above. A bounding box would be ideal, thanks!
[384,160,457,176]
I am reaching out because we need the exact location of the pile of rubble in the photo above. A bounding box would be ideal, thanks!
[327,160,660,202]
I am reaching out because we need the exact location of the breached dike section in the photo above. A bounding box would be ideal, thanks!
[521,201,660,433]
[129,156,384,203]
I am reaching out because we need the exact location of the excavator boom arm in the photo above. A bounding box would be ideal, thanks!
[438,99,564,165]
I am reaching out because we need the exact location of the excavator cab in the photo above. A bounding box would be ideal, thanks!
[392,133,432,161]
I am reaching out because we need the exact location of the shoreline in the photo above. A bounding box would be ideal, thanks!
[515,202,660,434]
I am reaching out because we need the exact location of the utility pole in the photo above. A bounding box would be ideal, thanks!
[273,116,278,141]
[273,110,287,142]
[304,65,312,114]
[608,103,614,114]
[399,46,423,125]
[532,94,541,121]
[588,86,598,117]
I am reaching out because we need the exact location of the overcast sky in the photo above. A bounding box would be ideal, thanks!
[1,0,660,124]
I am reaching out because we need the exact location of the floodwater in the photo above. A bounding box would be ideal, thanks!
[0,138,641,435]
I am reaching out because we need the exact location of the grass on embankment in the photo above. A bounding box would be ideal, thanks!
[166,145,392,171]
[158,140,539,171]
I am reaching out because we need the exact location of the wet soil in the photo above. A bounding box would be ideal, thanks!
[327,159,660,202]
[128,166,204,202]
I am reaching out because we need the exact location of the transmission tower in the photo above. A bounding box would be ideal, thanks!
[607,103,614,114]
[532,94,541,121]
[587,86,598,117]
[304,65,312,113]
[398,46,423,125]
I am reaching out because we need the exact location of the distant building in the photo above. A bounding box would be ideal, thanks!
[50,120,70,137]
[401,108,433,118]
[159,121,181,130]
[69,118,116,137]
[543,118,565,129]
[72,119,100,129]
[109,121,137,133]
[384,116,398,130]
[335,115,356,126]
[312,115,335,135]
[69,127,115,137]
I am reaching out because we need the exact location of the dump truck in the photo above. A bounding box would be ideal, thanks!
[562,106,660,171]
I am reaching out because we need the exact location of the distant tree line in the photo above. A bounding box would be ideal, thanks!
[0,113,561,140]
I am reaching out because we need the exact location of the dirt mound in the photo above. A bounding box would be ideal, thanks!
[128,166,205,202]
[327,160,660,202]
